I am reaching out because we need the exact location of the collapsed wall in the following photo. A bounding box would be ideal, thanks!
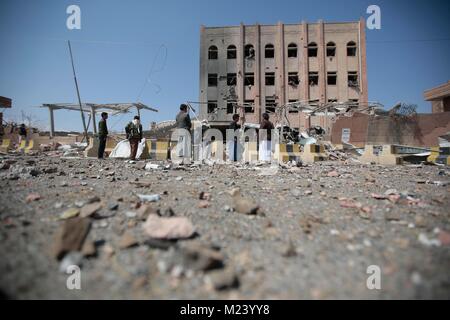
[331,112,450,148]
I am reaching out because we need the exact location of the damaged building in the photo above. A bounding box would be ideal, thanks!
[198,19,368,133]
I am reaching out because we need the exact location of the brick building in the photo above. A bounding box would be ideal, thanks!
[424,81,450,113]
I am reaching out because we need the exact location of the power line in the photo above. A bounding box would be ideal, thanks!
[367,37,450,44]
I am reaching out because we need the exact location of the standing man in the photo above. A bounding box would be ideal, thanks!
[228,114,241,161]
[176,104,192,130]
[125,116,143,160]
[175,104,192,159]
[18,123,27,144]
[98,112,108,159]
[259,113,274,162]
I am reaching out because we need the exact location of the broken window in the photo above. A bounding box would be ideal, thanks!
[227,45,237,59]
[328,99,337,103]
[245,44,255,59]
[207,101,217,113]
[227,102,235,114]
[208,73,218,87]
[265,98,276,113]
[327,72,337,85]
[309,72,318,86]
[347,41,357,56]
[265,72,275,86]
[244,100,254,113]
[326,42,336,57]
[349,99,359,105]
[288,72,299,86]
[308,42,317,57]
[288,43,297,58]
[288,99,299,113]
[265,44,274,58]
[348,72,358,87]
[245,73,254,86]
[309,99,319,106]
[208,46,218,60]
[227,73,237,86]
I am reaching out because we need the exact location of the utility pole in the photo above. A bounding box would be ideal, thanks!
[68,40,89,142]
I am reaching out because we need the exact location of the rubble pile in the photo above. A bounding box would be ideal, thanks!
[0,153,449,299]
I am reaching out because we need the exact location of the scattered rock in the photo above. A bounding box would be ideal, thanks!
[145,239,177,250]
[137,194,161,202]
[81,240,97,257]
[143,215,195,239]
[233,194,262,216]
[199,191,212,201]
[281,241,297,257]
[80,202,102,218]
[60,208,80,220]
[385,211,401,221]
[52,217,91,260]
[178,243,224,272]
[160,207,175,217]
[59,252,83,273]
[327,170,339,177]
[198,200,210,208]
[205,269,239,291]
[26,193,41,203]
[119,231,139,249]
[438,230,450,246]
[418,233,441,247]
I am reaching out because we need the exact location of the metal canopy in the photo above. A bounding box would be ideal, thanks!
[41,102,158,137]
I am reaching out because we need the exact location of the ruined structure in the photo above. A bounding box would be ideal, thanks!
[424,80,450,113]
[199,19,368,131]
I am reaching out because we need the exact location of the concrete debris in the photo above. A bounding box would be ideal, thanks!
[60,208,80,220]
[118,231,139,249]
[159,243,224,275]
[52,217,91,260]
[1,149,449,299]
[137,194,161,202]
[232,192,263,216]
[80,202,102,218]
[418,233,441,247]
[59,252,84,273]
[143,215,195,240]
[26,193,41,203]
[205,269,239,291]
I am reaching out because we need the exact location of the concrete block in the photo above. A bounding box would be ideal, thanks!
[274,143,301,163]
[301,143,328,163]
[379,145,403,165]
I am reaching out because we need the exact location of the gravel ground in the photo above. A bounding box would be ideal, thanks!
[0,153,449,299]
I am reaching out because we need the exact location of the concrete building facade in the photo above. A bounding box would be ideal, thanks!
[199,19,368,130]
[424,81,450,113]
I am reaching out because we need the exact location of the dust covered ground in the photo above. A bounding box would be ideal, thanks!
[0,153,449,299]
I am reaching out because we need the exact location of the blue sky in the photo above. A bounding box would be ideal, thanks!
[0,0,449,132]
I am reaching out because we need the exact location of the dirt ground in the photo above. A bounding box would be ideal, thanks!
[0,153,449,299]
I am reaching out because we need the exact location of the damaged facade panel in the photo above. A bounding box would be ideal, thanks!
[331,112,450,148]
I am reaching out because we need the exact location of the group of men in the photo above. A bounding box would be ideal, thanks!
[97,113,143,160]
[96,103,275,162]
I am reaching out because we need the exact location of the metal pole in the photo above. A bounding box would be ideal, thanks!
[68,40,89,142]
[90,106,97,134]
[136,105,141,118]
[49,107,55,138]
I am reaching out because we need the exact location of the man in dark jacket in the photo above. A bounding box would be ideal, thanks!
[125,116,143,160]
[175,104,192,159]
[18,124,27,145]
[98,112,108,159]
[259,113,274,161]
[228,114,241,161]
[176,104,192,130]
